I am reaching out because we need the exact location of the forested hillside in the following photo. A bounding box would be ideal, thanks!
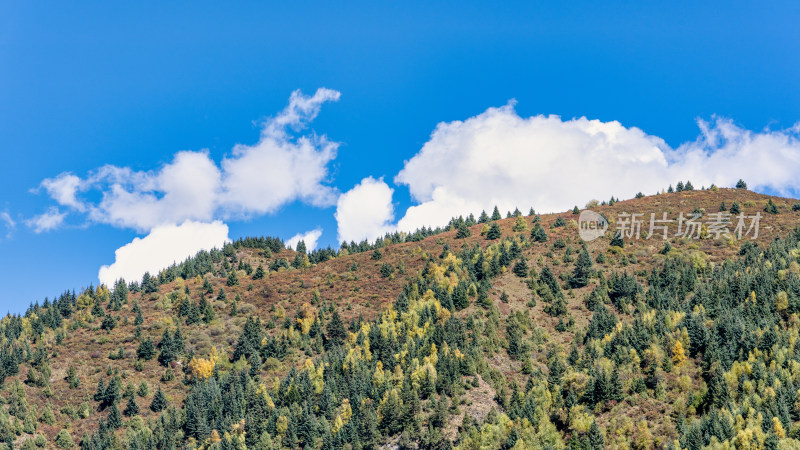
[4,185,800,449]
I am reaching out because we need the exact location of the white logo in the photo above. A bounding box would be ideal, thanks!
[578,210,608,242]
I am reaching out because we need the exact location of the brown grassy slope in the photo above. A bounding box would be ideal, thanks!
[7,188,799,444]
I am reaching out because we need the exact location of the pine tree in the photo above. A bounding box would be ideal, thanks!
[685,180,694,190]
[137,338,156,360]
[730,201,741,215]
[491,206,502,221]
[610,232,624,248]
[253,265,265,280]
[486,222,502,240]
[295,240,307,254]
[226,271,239,287]
[676,181,684,192]
[667,184,674,193]
[513,258,529,277]
[531,223,548,242]
[569,247,593,288]
[736,179,747,189]
[572,206,580,214]
[765,199,779,214]
[141,272,158,294]
[719,202,727,211]
[478,210,489,223]
[123,393,139,417]
[106,403,122,429]
[455,222,471,239]
[150,387,167,412]
[325,311,347,348]
[588,422,604,450]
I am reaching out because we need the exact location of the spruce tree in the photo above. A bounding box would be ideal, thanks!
[513,258,529,277]
[137,338,156,360]
[588,422,604,450]
[730,201,741,215]
[253,265,265,280]
[226,271,239,287]
[325,311,347,348]
[150,387,167,412]
[478,210,489,223]
[531,223,548,242]
[486,222,502,240]
[569,247,593,288]
[491,206,502,221]
[106,403,122,429]
[123,393,139,417]
[736,179,747,189]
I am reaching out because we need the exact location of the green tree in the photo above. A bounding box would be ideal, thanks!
[588,422,604,450]
[253,265,265,280]
[123,392,139,417]
[513,258,529,277]
[730,201,741,214]
[325,311,347,348]
[106,403,122,429]
[150,387,167,412]
[54,430,74,449]
[491,206,502,221]
[137,338,156,360]
[486,222,502,240]
[736,179,747,189]
[765,199,779,214]
[531,223,548,242]
[226,270,239,286]
[455,222,471,239]
[569,247,593,288]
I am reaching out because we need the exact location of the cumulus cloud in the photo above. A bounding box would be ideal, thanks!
[26,207,67,233]
[36,88,341,233]
[221,88,341,216]
[39,173,86,211]
[336,102,800,242]
[335,177,395,243]
[286,228,323,251]
[98,220,229,286]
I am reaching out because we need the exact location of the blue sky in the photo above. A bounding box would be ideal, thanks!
[2,1,800,314]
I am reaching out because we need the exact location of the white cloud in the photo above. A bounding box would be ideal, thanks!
[335,177,395,243]
[39,173,86,211]
[87,150,221,232]
[26,207,67,233]
[0,211,15,240]
[390,104,800,231]
[220,88,340,216]
[98,220,229,286]
[37,88,341,233]
[286,228,323,251]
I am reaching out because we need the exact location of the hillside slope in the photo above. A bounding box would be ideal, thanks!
[2,187,800,449]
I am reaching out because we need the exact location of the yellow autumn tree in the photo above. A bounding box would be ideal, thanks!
[188,357,215,380]
[671,341,686,367]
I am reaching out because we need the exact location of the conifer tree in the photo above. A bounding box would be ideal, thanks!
[253,265,265,280]
[123,393,139,417]
[569,247,593,288]
[226,270,239,287]
[325,311,347,348]
[486,222,502,240]
[736,179,747,189]
[106,404,122,429]
[491,206,502,221]
[531,223,548,242]
[150,387,167,412]
[730,201,741,214]
[478,210,489,223]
